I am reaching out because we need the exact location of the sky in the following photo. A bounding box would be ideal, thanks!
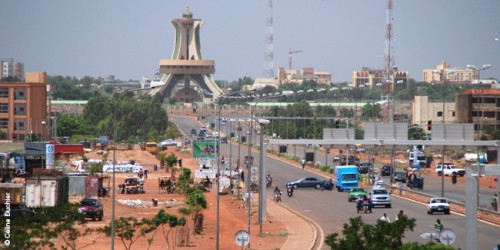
[1,0,500,83]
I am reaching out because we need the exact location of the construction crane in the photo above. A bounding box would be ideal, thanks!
[289,49,303,70]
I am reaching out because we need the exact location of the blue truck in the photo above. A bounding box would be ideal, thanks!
[334,165,359,192]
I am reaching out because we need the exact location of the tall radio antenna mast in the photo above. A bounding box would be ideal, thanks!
[383,0,395,94]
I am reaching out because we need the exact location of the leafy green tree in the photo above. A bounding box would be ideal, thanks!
[147,209,185,250]
[229,76,254,92]
[164,122,181,139]
[408,126,427,140]
[100,216,153,250]
[325,216,455,250]
[178,187,207,235]
[82,92,169,142]
[57,114,90,137]
[165,153,178,173]
[361,103,381,121]
[0,203,90,250]
[1,76,21,82]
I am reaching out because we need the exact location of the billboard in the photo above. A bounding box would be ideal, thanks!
[193,140,218,159]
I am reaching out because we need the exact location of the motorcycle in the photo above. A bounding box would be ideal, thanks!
[266,177,272,188]
[356,199,363,213]
[287,185,294,197]
[320,180,334,191]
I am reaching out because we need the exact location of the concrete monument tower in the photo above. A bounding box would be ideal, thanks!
[152,5,223,103]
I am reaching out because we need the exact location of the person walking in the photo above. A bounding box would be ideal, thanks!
[492,193,498,211]
[395,210,407,221]
[379,213,391,222]
[301,158,306,169]
[434,219,444,242]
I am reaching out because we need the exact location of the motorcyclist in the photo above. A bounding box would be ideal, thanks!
[328,178,333,188]
[322,178,333,190]
[365,195,373,213]
[286,183,294,197]
[266,174,272,187]
[356,196,364,213]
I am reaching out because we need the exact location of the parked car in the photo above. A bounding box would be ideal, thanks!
[190,129,197,136]
[357,162,373,174]
[380,165,393,176]
[78,198,104,221]
[160,139,178,147]
[393,171,406,183]
[348,187,367,202]
[369,186,391,208]
[426,197,450,215]
[287,177,325,189]
[435,163,465,177]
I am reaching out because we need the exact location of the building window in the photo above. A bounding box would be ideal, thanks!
[0,88,8,98]
[437,111,443,117]
[0,118,7,129]
[0,103,7,113]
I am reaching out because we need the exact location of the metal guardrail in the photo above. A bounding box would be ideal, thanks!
[385,185,500,225]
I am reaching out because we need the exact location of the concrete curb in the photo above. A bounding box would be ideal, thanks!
[266,197,320,250]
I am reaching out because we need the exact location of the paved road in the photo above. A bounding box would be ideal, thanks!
[173,115,500,249]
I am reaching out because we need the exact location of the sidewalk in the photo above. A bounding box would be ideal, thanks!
[266,197,318,250]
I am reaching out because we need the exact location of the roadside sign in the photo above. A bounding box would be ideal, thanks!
[419,229,455,245]
[250,166,259,174]
[193,140,218,159]
[250,175,258,182]
[439,229,456,245]
[234,230,250,247]
[194,169,216,179]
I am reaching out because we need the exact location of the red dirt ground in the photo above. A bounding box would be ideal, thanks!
[52,145,286,250]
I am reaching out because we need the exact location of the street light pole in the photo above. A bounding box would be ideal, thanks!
[216,88,262,250]
[237,119,243,199]
[111,86,152,250]
[258,118,270,236]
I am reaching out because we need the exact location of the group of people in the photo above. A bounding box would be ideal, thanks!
[159,177,176,194]
[379,210,408,223]
[356,195,373,213]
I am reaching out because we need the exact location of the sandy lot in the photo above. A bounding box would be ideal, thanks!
[56,145,286,250]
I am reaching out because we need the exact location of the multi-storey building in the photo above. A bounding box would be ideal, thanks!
[422,61,477,85]
[277,67,332,85]
[352,67,409,89]
[0,72,47,141]
[412,96,455,132]
[1,58,25,81]
[456,89,500,138]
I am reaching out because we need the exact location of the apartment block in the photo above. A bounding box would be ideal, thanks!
[0,72,47,141]
[422,61,477,84]
[352,67,409,89]
[277,67,332,85]
[1,58,25,81]
[412,96,456,132]
[456,89,500,138]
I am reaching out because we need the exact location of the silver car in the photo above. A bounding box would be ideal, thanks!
[369,186,392,208]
